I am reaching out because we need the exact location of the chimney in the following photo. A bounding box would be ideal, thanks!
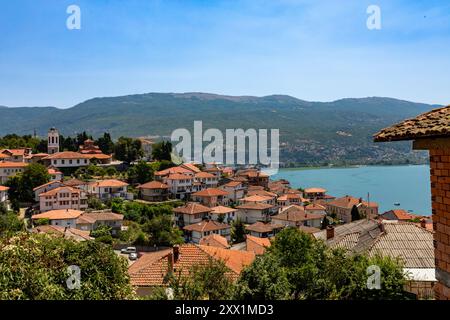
[173,245,180,262]
[420,218,427,229]
[358,197,362,203]
[167,252,174,273]
[326,225,334,240]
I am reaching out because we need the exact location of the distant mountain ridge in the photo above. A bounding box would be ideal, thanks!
[0,92,439,165]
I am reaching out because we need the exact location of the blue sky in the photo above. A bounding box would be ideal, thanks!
[1,0,450,108]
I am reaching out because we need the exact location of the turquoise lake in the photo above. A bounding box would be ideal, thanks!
[271,165,431,216]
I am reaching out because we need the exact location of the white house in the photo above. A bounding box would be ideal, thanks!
[39,186,88,212]
[272,205,323,228]
[210,206,238,224]
[194,172,219,188]
[0,162,28,184]
[31,209,83,228]
[236,202,274,224]
[76,211,124,235]
[87,179,132,201]
[43,151,90,168]
[173,202,212,227]
[33,180,65,202]
[221,180,247,202]
[183,220,231,244]
[164,174,195,200]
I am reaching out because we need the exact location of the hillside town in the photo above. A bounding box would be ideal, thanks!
[0,127,438,300]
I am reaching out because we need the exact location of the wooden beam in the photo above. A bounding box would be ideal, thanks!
[413,137,450,150]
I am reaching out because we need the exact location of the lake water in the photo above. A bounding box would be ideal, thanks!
[271,165,431,215]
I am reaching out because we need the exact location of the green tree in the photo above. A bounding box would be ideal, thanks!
[237,227,408,300]
[151,141,173,161]
[127,161,153,184]
[96,132,115,155]
[0,232,134,299]
[6,163,50,203]
[141,215,184,246]
[114,137,143,164]
[90,224,112,238]
[231,218,246,243]
[33,218,50,226]
[151,257,234,300]
[351,205,361,222]
[87,197,104,210]
[234,253,291,300]
[0,213,24,236]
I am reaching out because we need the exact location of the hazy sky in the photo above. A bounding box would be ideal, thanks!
[1,0,450,108]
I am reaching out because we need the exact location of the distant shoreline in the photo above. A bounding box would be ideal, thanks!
[278,163,429,171]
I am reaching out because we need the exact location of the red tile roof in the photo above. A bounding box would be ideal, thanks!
[328,195,378,209]
[43,151,91,159]
[173,202,212,215]
[211,206,237,214]
[39,186,82,197]
[236,203,274,210]
[166,173,193,180]
[199,234,229,249]
[304,187,327,193]
[274,205,323,222]
[89,179,129,188]
[192,188,228,197]
[155,166,193,176]
[0,162,28,168]
[183,220,230,232]
[246,235,271,255]
[246,222,283,233]
[32,209,83,220]
[194,172,216,179]
[137,181,168,189]
[128,245,255,286]
[374,106,450,142]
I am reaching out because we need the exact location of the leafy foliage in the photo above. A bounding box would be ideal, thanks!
[0,232,135,299]
[149,257,234,300]
[6,163,50,203]
[95,132,114,154]
[152,141,173,162]
[231,218,246,243]
[127,161,153,184]
[236,227,409,300]
[114,137,143,164]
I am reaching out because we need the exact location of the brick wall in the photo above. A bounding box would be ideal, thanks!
[429,148,450,300]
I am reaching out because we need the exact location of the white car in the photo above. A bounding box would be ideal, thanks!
[121,247,136,254]
[129,253,138,260]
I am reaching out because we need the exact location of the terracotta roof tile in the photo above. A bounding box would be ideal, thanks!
[199,234,229,249]
[246,222,283,233]
[374,105,449,142]
[173,202,212,215]
[183,220,230,232]
[32,209,83,220]
[138,181,168,189]
[246,235,271,255]
[129,245,255,287]
[192,188,228,197]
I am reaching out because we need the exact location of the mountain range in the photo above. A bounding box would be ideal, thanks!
[0,93,438,166]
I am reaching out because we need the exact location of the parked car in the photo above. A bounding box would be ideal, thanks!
[129,252,138,260]
[121,247,136,254]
